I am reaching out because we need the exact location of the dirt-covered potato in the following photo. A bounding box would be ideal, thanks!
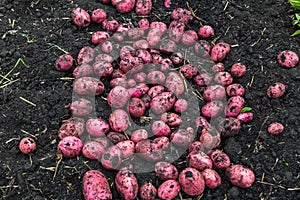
[101,146,122,170]
[93,61,114,77]
[170,129,194,148]
[202,168,221,189]
[150,21,168,32]
[120,56,144,74]
[198,25,214,38]
[120,45,136,60]
[110,78,127,88]
[160,58,172,70]
[128,28,145,40]
[209,149,231,169]
[102,19,119,32]
[157,180,180,200]
[73,77,105,96]
[212,62,225,73]
[199,127,221,149]
[83,170,112,200]
[107,86,130,108]
[86,118,110,137]
[73,63,93,78]
[161,112,182,126]
[77,46,94,65]
[58,118,85,139]
[109,109,130,132]
[203,85,226,101]
[135,139,164,162]
[214,71,233,86]
[152,120,171,137]
[181,30,198,46]
[19,137,36,154]
[131,129,148,143]
[174,98,188,113]
[116,140,135,158]
[230,62,247,77]
[94,137,110,149]
[91,8,107,23]
[148,85,165,98]
[165,72,185,96]
[187,150,213,171]
[134,40,149,50]
[127,87,143,98]
[147,28,163,46]
[179,64,198,79]
[211,42,230,62]
[101,40,113,53]
[188,141,205,153]
[134,72,147,83]
[195,116,211,129]
[115,169,138,200]
[194,40,211,57]
[128,97,146,118]
[139,183,157,200]
[194,73,212,87]
[95,53,114,63]
[135,0,152,15]
[116,0,135,13]
[147,70,166,84]
[201,100,224,118]
[150,92,176,115]
[138,18,150,30]
[218,117,241,137]
[58,136,83,158]
[82,141,105,160]
[226,83,245,97]
[237,112,253,123]
[267,122,284,135]
[171,8,193,23]
[72,7,90,28]
[155,161,178,181]
[226,164,255,188]
[267,82,286,99]
[55,54,73,71]
[152,136,170,150]
[170,52,183,65]
[225,96,245,117]
[136,49,152,63]
[168,20,185,43]
[70,98,93,117]
[277,50,299,68]
[159,39,176,55]
[178,167,205,196]
[107,132,127,144]
[91,31,110,45]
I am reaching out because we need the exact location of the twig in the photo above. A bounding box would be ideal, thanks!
[47,43,69,54]
[186,2,207,23]
[19,96,36,107]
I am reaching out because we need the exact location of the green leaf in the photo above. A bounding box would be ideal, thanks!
[292,19,299,25]
[289,0,300,10]
[240,107,252,113]
[296,13,300,20]
[284,162,289,167]
[291,29,300,36]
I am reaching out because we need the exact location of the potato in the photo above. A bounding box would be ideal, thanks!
[139,183,157,200]
[101,146,122,170]
[128,28,145,40]
[133,40,149,50]
[201,100,224,118]
[147,70,166,84]
[187,150,212,171]
[120,46,136,60]
[195,116,211,129]
[19,137,36,154]
[170,52,183,65]
[141,94,151,108]
[136,49,152,63]
[135,0,152,16]
[170,129,194,148]
[203,85,226,101]
[116,140,135,158]
[147,85,164,98]
[127,87,143,98]
[159,39,177,54]
[198,25,214,38]
[136,83,150,94]
[77,46,94,65]
[150,92,176,115]
[138,18,150,30]
[226,164,255,188]
[107,86,130,108]
[83,170,112,200]
[101,41,113,53]
[202,168,221,189]
[171,8,193,24]
[91,31,110,45]
[157,180,180,200]
[152,136,170,150]
[200,127,221,149]
[95,53,114,64]
[174,98,188,113]
[210,42,231,62]
[214,71,233,86]
[115,169,138,200]
[277,50,299,68]
[152,120,171,137]
[226,83,245,97]
[73,77,105,96]
[161,58,172,70]
[178,167,205,196]
[230,62,246,77]
[218,117,241,137]
[110,78,127,88]
[86,118,109,137]
[131,129,148,143]
[134,72,147,83]
[194,73,212,87]
[165,72,185,96]
[164,0,171,7]
[225,96,245,117]
[55,54,73,71]
[168,20,185,43]
[116,0,135,13]
[58,118,85,139]
[107,131,127,144]
[181,30,198,46]
[237,112,253,123]
[71,7,90,28]
[58,136,83,158]
[109,109,130,132]
[135,139,164,162]
[91,8,107,23]
[70,98,93,117]
[179,64,198,79]
[267,82,286,99]
[94,137,110,149]
[147,28,163,47]
[127,79,137,88]
[120,56,144,74]
[73,63,93,78]
[267,122,284,135]
[188,141,205,153]
[161,112,182,126]
[155,161,178,181]
[194,40,211,57]
[82,141,105,160]
[209,149,231,169]
[212,62,225,73]
[128,97,146,118]
[150,21,168,32]
[102,19,119,32]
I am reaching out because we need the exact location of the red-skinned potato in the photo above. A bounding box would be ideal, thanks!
[202,168,221,189]
[277,50,299,68]
[127,79,137,88]
[73,63,93,78]
[209,149,231,169]
[73,77,105,96]
[188,141,205,153]
[133,40,149,50]
[170,52,183,65]
[136,49,152,63]
[102,19,119,32]
[148,85,165,98]
[101,146,122,170]
[101,41,113,53]
[94,137,110,149]
[110,77,127,88]
[194,73,212,87]
[93,61,113,77]
[109,109,130,132]
[111,69,126,79]
[83,170,112,200]
[134,72,147,83]
[157,180,180,200]
[71,8,90,28]
[128,97,146,118]
[131,129,148,143]
[212,62,225,73]
[139,183,157,200]
[194,40,211,57]
[203,84,226,101]
[135,139,164,162]
[267,82,286,99]
[161,112,182,126]
[120,56,144,74]
[214,71,233,85]
[95,53,114,63]
[237,112,253,123]
[150,22,168,32]
[152,120,171,137]
[127,87,143,98]
[107,132,127,144]
[187,150,213,171]
[166,72,185,96]
[150,92,176,115]
[82,141,105,160]
[55,54,73,71]
[179,167,205,196]
[199,127,221,149]
[211,42,230,62]
[171,8,193,23]
[226,83,245,97]
[218,117,241,137]
[174,98,188,113]
[86,118,110,137]
[58,136,83,158]
[168,20,185,43]
[77,46,94,65]
[160,39,176,57]
[120,45,136,60]
[135,0,152,16]
[155,161,178,181]
[195,116,211,129]
[138,18,150,30]
[91,31,110,45]
[147,70,166,84]
[70,98,93,117]
[170,129,194,148]
[179,64,198,79]
[116,0,135,13]
[164,0,171,7]
[58,118,85,139]
[91,8,107,23]
[147,28,163,46]
[128,28,145,40]
[201,100,224,118]
[198,25,214,38]
[19,137,36,154]
[231,62,247,77]
[116,140,135,158]
[267,122,284,135]
[181,30,198,45]
[152,136,170,150]
[225,96,245,117]
[107,86,130,108]
[226,164,255,188]
[115,169,138,200]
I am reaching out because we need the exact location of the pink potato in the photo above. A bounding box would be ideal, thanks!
[267,122,284,135]
[209,149,231,169]
[116,23,131,34]
[131,129,148,143]
[19,137,36,154]
[152,120,171,137]
[187,150,213,171]
[139,183,157,200]
[70,98,93,117]
[198,25,214,38]
[212,62,225,73]
[202,168,221,189]
[73,77,105,96]
[127,87,143,98]
[171,8,193,24]
[101,41,113,53]
[107,86,130,108]
[225,96,245,117]
[77,46,94,65]
[127,79,136,87]
[86,118,110,137]
[211,42,231,62]
[147,70,166,84]
[164,0,171,7]
[226,164,255,188]
[152,136,170,150]
[55,54,73,71]
[116,0,136,13]
[119,56,144,74]
[58,136,83,157]
[150,92,176,115]
[107,132,127,144]
[179,64,198,79]
[194,40,211,57]
[102,19,119,32]
[189,141,205,153]
[165,72,185,96]
[161,112,182,126]
[101,146,122,170]
[82,141,105,160]
[148,85,165,98]
[218,117,241,137]
[157,180,180,200]
[136,49,152,63]
[110,78,127,88]
[277,50,299,68]
[195,116,211,129]
[170,129,194,148]
[174,99,188,113]
[231,63,247,77]
[73,63,93,78]
[135,139,164,162]
[155,161,178,181]
[237,112,253,123]
[115,169,138,200]
[203,85,226,101]
[83,170,112,200]
[71,7,90,28]
[58,118,85,139]
[201,100,224,118]
[147,28,163,47]
[128,97,146,118]
[194,73,212,87]
[93,61,113,77]
[116,140,135,158]
[214,71,233,85]
[179,167,205,196]
[199,127,221,149]
[128,28,145,41]
[170,52,183,65]
[134,72,147,83]
[138,18,150,30]
[94,137,110,149]
[181,30,198,46]
[91,31,110,45]
[150,22,168,32]
[133,40,149,50]
[109,109,130,132]
[160,58,172,70]
[168,20,185,43]
[91,8,107,23]
[120,46,136,60]
[226,83,245,97]
[135,0,152,16]
[94,53,114,63]
[267,82,286,99]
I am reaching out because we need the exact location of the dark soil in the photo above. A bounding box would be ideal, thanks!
[0,0,300,199]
